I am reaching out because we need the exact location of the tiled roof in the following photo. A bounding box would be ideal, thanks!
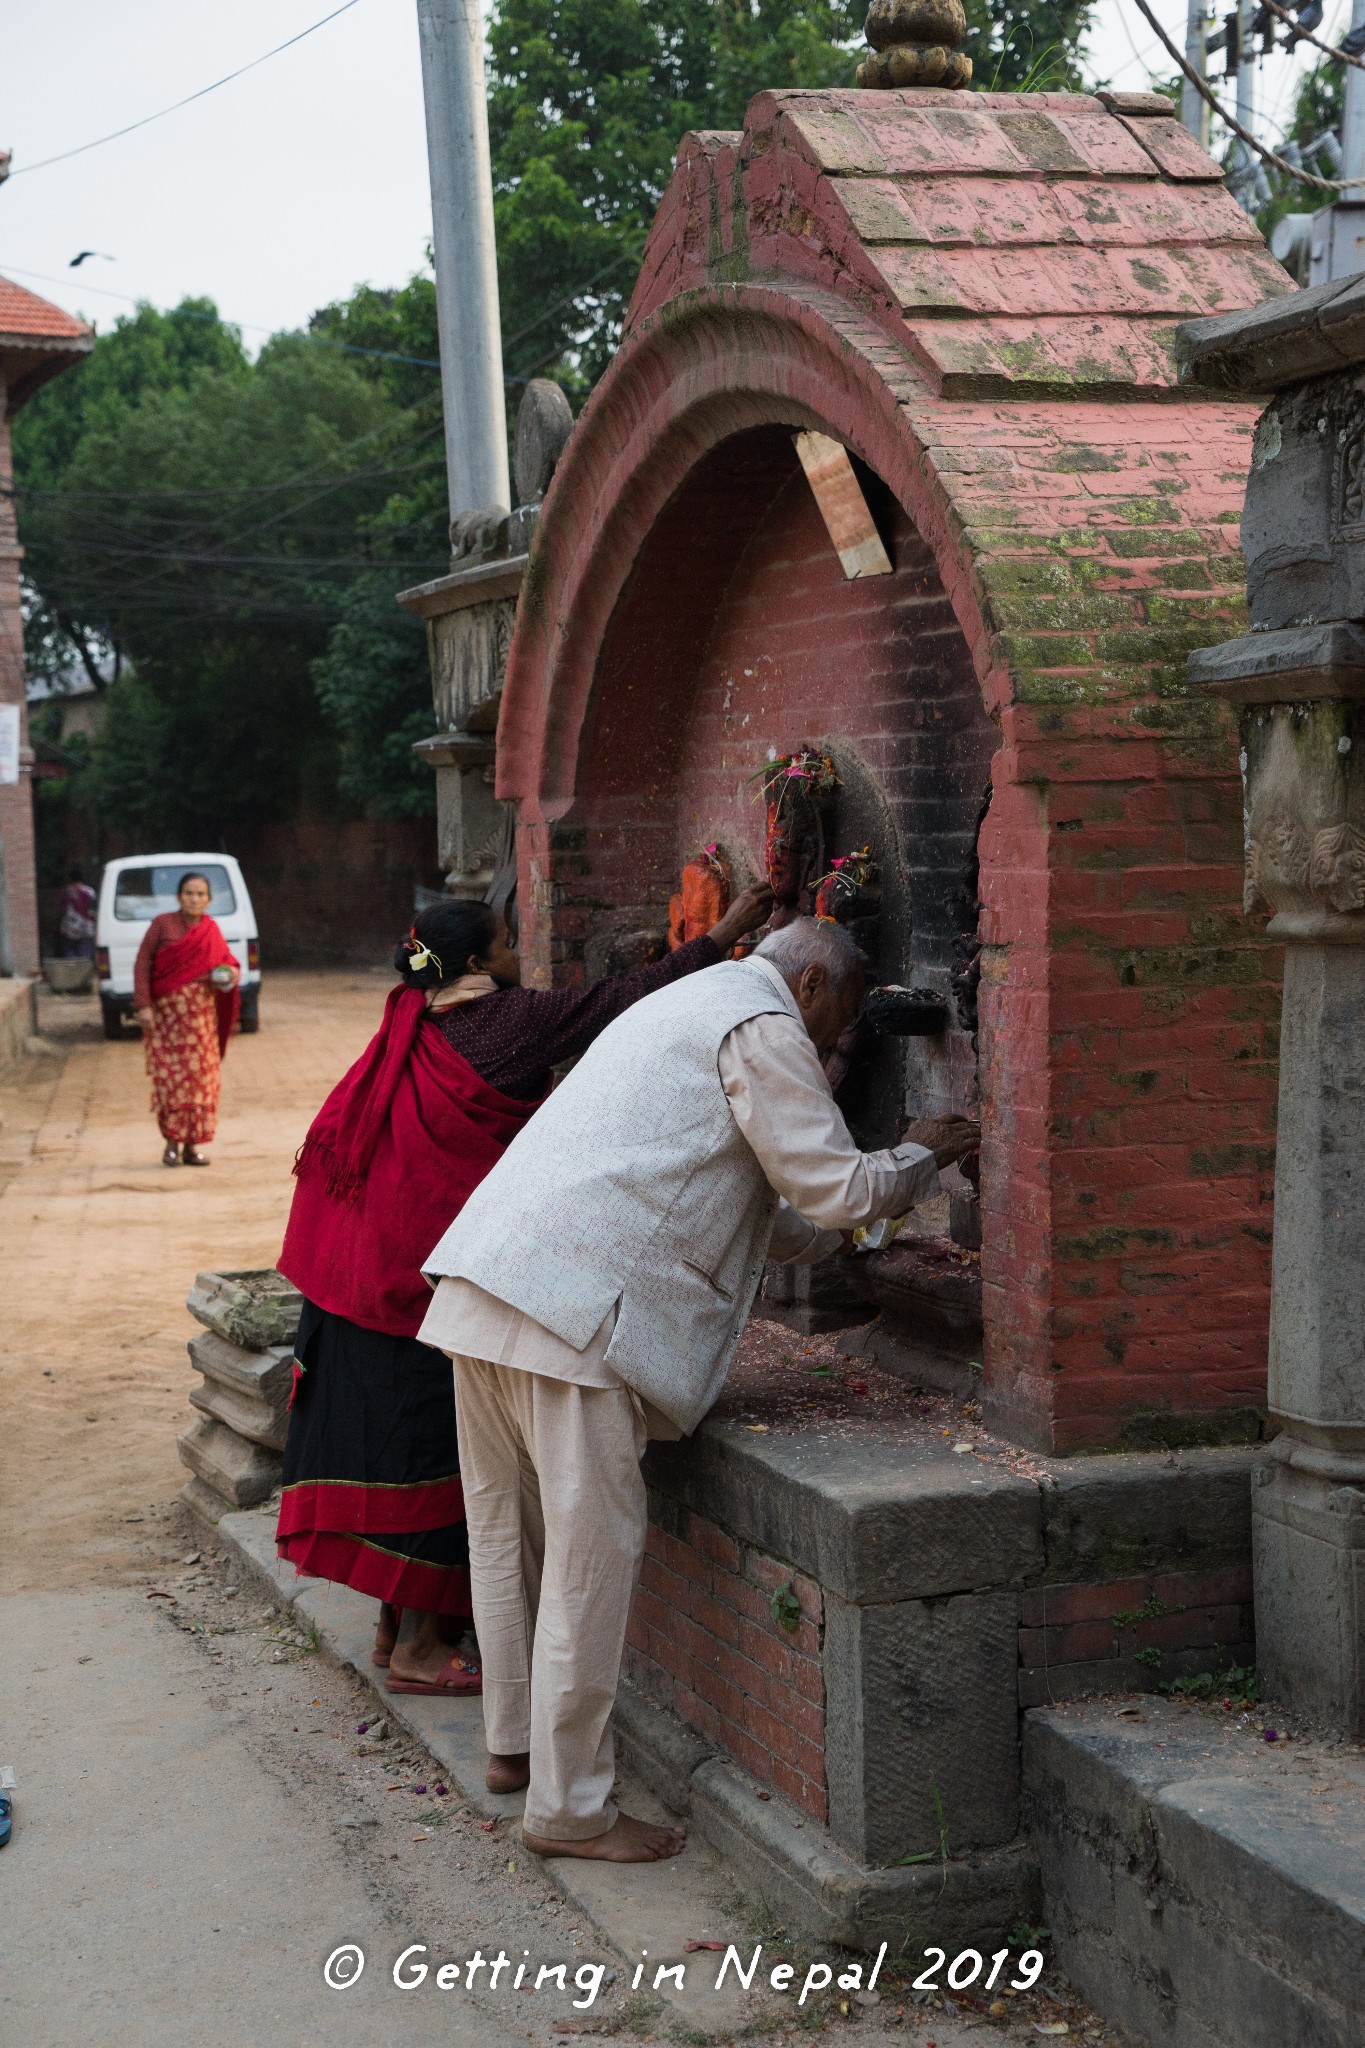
[628,88,1291,396]
[0,275,92,345]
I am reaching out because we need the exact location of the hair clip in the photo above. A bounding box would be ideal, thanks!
[407,941,442,977]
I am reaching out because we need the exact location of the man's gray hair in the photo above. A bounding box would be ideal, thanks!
[754,917,866,992]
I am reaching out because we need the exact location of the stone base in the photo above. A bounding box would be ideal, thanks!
[1252,1447,1365,1737]
[615,1680,1041,1953]
[189,1379,287,1453]
[177,1416,281,1510]
[1025,1699,1365,2048]
[180,1475,233,1525]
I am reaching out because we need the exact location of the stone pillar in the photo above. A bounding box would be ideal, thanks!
[1238,692,1365,1733]
[400,379,573,899]
[1180,284,1365,1734]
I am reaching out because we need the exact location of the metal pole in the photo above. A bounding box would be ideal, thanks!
[1227,0,1256,210]
[414,0,511,524]
[1181,0,1209,146]
[1345,0,1365,188]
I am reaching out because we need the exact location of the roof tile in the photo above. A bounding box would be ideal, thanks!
[0,275,91,344]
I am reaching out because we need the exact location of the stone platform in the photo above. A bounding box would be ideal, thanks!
[1025,1698,1365,2048]
[618,1335,1261,1949]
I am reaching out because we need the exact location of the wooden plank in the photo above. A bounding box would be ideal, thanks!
[792,431,893,579]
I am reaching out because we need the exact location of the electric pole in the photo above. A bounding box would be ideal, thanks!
[414,0,511,532]
[1182,0,1209,147]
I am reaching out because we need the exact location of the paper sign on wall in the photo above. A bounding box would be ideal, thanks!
[0,705,19,786]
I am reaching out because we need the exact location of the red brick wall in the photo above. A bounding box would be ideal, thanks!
[500,281,1278,1454]
[220,813,441,966]
[626,1509,828,1821]
[560,427,995,1126]
[1017,1564,1255,1709]
[0,396,39,976]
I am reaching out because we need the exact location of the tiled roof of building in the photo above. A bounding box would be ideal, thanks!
[0,275,92,344]
[628,88,1290,396]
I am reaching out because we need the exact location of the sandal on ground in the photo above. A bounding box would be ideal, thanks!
[385,1654,482,1697]
[182,1147,210,1167]
[162,1144,180,1168]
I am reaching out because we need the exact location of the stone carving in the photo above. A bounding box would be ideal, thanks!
[1334,389,1365,538]
[1310,822,1365,913]
[514,378,574,506]
[1248,810,1311,907]
[857,0,972,89]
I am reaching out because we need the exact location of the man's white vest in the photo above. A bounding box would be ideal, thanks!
[423,957,799,1433]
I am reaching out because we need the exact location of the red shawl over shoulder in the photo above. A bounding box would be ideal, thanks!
[150,914,240,1055]
[279,985,539,1338]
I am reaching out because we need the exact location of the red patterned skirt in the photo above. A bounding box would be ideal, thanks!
[147,980,221,1145]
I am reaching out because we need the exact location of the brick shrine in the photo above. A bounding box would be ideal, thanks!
[481,83,1295,1945]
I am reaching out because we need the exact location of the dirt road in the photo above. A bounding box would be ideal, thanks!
[0,972,381,1591]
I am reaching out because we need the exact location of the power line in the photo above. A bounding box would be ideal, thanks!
[9,1,366,177]
[1132,0,1365,187]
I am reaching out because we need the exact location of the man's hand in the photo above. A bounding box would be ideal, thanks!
[903,1114,980,1169]
[708,881,775,953]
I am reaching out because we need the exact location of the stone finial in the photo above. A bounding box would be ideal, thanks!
[856,0,972,89]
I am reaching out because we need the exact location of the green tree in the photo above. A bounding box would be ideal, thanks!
[965,1,1095,89]
[13,302,446,841]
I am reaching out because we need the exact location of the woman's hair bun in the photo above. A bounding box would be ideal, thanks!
[393,896,497,991]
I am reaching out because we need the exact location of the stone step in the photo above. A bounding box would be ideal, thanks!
[1025,1698,1365,2048]
[189,1378,288,1453]
[187,1328,293,1408]
[177,1416,281,1510]
[186,1268,302,1352]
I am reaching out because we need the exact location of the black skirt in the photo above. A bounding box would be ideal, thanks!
[276,1299,471,1616]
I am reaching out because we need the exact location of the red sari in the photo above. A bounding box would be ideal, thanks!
[275,988,540,1613]
[135,914,239,1145]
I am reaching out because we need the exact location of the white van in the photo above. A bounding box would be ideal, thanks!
[95,853,261,1041]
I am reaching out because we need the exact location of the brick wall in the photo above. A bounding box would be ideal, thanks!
[0,396,39,976]
[220,813,441,966]
[625,1508,828,1821]
[560,425,995,1131]
[1017,1565,1255,1709]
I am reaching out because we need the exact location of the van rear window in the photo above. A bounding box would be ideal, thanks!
[113,865,238,921]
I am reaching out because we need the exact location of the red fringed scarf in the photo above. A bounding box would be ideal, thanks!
[151,914,240,1055]
[279,986,540,1338]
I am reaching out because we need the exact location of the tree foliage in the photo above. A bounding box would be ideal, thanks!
[13,300,447,840]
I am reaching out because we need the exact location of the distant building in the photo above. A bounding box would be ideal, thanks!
[0,249,93,974]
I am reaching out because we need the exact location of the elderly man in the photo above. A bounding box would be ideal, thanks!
[419,917,978,1864]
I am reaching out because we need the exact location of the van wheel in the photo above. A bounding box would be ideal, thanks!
[238,989,260,1034]
[100,1000,125,1041]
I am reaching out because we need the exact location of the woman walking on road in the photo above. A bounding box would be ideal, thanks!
[133,871,240,1168]
[275,881,772,1702]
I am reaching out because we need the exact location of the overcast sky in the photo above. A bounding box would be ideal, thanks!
[0,0,1340,352]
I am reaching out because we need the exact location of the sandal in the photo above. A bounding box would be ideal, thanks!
[182,1147,210,1167]
[162,1145,180,1168]
[386,1653,482,1697]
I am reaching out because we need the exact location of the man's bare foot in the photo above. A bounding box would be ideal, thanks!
[522,1811,686,1862]
[487,1751,530,1794]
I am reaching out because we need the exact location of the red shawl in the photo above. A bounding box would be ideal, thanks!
[151,914,240,1055]
[279,985,540,1338]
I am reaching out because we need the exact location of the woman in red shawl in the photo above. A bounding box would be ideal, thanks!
[276,881,772,1699]
[133,871,240,1167]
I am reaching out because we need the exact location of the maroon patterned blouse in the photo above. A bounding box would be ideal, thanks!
[429,934,721,1100]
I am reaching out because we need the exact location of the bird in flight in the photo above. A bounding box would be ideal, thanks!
[69,250,114,267]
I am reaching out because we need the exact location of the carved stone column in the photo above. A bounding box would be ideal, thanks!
[400,379,572,900]
[1181,285,1365,1734]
